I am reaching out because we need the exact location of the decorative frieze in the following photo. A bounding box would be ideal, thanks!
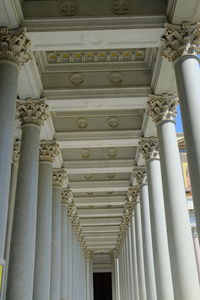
[0,27,32,65]
[17,98,49,126]
[147,93,179,123]
[39,140,59,162]
[133,166,147,186]
[161,22,200,62]
[139,137,159,160]
[52,168,67,187]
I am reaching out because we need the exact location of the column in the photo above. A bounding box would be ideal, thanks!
[50,168,67,300]
[67,216,73,300]
[130,216,139,300]
[148,93,200,299]
[192,228,200,281]
[139,137,174,300]
[133,169,157,300]
[33,141,59,300]
[7,98,48,300]
[161,22,200,240]
[61,189,73,300]
[0,27,31,264]
[131,188,147,300]
[127,226,134,300]
[3,141,20,300]
[113,254,120,300]
[86,251,94,300]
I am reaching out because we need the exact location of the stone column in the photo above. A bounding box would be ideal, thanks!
[3,142,20,300]
[161,22,200,241]
[50,168,67,300]
[130,216,139,300]
[131,188,147,300]
[61,189,73,300]
[86,251,94,300]
[133,168,157,300]
[139,137,174,300]
[67,216,73,300]
[0,27,31,262]
[127,226,135,300]
[113,253,120,300]
[192,228,200,281]
[33,141,59,300]
[148,94,200,299]
[7,98,48,300]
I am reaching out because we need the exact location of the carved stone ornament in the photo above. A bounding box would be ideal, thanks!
[133,166,147,186]
[124,202,134,214]
[110,0,130,15]
[77,117,88,129]
[67,203,77,216]
[147,93,179,123]
[17,98,49,126]
[12,140,20,163]
[52,168,67,187]
[85,251,94,259]
[0,27,32,65]
[58,0,80,16]
[70,73,84,85]
[107,117,120,128]
[81,148,90,159]
[107,147,118,158]
[139,137,159,160]
[161,22,200,62]
[62,188,73,204]
[39,140,59,162]
[109,72,123,85]
[127,186,139,203]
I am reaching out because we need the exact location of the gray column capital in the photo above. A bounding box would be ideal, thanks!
[52,168,67,187]
[39,140,59,163]
[147,93,178,124]
[12,140,20,164]
[0,27,32,65]
[17,98,49,127]
[133,166,147,186]
[161,21,200,62]
[61,188,73,205]
[139,137,159,160]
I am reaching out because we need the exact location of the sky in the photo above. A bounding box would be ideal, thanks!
[176,105,183,133]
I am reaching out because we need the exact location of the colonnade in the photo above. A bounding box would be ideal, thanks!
[1,21,200,300]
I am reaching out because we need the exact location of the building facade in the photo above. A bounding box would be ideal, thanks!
[0,1,200,300]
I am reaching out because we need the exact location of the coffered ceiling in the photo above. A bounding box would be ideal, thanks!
[3,0,195,257]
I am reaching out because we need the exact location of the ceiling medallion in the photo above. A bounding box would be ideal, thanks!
[109,72,123,85]
[87,192,94,196]
[107,191,114,195]
[80,148,90,159]
[70,73,84,85]
[110,0,130,15]
[107,174,115,179]
[58,0,80,16]
[84,175,92,180]
[107,116,120,128]
[107,148,118,158]
[77,117,88,129]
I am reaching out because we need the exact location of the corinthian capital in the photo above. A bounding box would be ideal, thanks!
[139,137,159,160]
[0,27,32,65]
[39,140,59,162]
[12,140,20,163]
[17,98,49,126]
[147,93,178,123]
[127,186,139,204]
[86,251,94,259]
[52,168,67,187]
[133,166,147,186]
[62,189,73,204]
[161,22,200,61]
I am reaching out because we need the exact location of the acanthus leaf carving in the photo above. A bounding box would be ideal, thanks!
[39,140,59,162]
[52,168,67,187]
[139,137,159,160]
[133,166,147,186]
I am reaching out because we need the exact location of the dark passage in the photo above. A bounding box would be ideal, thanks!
[93,272,112,300]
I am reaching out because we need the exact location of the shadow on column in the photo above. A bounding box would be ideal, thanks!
[93,272,112,300]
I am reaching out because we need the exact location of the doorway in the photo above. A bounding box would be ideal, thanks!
[93,272,112,300]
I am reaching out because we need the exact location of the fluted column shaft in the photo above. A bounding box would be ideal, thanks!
[50,169,67,300]
[134,202,147,300]
[0,27,31,260]
[139,178,157,300]
[67,217,73,300]
[34,141,59,300]
[139,138,174,300]
[148,93,200,299]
